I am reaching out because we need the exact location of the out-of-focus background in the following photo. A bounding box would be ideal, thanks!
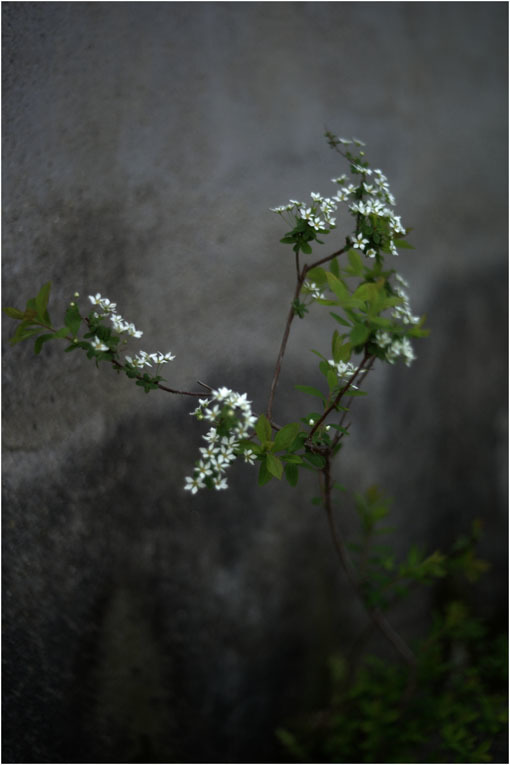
[2,3,507,762]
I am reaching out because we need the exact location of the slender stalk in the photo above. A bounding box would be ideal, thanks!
[266,270,307,421]
[111,359,207,397]
[266,243,349,422]
[321,456,417,671]
[308,351,371,442]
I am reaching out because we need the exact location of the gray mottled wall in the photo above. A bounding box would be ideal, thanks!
[2,3,507,763]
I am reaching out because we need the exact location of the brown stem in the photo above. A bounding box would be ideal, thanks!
[266,270,307,421]
[308,243,349,270]
[331,356,375,449]
[266,244,349,422]
[111,359,208,397]
[308,352,371,442]
[322,456,417,672]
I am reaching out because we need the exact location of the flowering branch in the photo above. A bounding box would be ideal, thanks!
[4,131,430,684]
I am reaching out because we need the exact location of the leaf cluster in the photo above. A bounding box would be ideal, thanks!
[277,565,507,763]
[280,218,327,256]
[242,414,335,488]
[3,282,68,353]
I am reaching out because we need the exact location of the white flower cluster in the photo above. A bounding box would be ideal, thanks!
[302,280,326,301]
[271,190,337,232]
[391,274,420,325]
[184,387,258,494]
[375,331,416,367]
[333,137,366,147]
[327,359,359,388]
[88,292,176,368]
[89,293,143,337]
[125,350,176,368]
[271,136,407,258]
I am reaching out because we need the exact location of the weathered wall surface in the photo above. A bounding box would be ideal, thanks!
[2,3,507,762]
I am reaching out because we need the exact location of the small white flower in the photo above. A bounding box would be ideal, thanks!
[213,387,232,402]
[184,475,206,494]
[90,336,109,352]
[303,281,326,301]
[334,188,351,202]
[213,476,228,491]
[350,201,369,216]
[351,164,372,176]
[124,322,143,339]
[351,233,369,251]
[327,359,358,387]
[204,404,221,421]
[243,449,257,465]
[299,206,313,221]
[202,427,219,443]
[375,330,392,348]
[196,460,213,480]
[366,248,377,258]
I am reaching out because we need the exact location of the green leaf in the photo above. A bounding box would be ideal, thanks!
[353,281,381,304]
[34,333,56,355]
[326,369,337,391]
[25,298,37,314]
[54,327,71,339]
[393,238,415,250]
[332,331,351,363]
[330,311,351,328]
[266,453,283,479]
[326,271,351,305]
[284,463,299,487]
[8,321,44,346]
[350,322,371,346]
[255,413,272,444]
[345,249,365,276]
[295,384,326,401]
[3,307,25,320]
[282,453,304,464]
[65,303,82,337]
[258,459,274,486]
[304,452,326,468]
[35,282,51,322]
[329,257,340,278]
[273,422,301,452]
[292,299,308,318]
[306,266,327,285]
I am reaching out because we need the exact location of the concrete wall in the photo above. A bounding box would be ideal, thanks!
[2,3,507,762]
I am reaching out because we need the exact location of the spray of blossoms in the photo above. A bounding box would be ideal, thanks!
[184,387,258,493]
[4,132,429,689]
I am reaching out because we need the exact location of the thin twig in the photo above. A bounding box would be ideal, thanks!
[111,359,208,397]
[322,456,417,674]
[266,243,349,422]
[266,270,307,421]
[308,351,371,442]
